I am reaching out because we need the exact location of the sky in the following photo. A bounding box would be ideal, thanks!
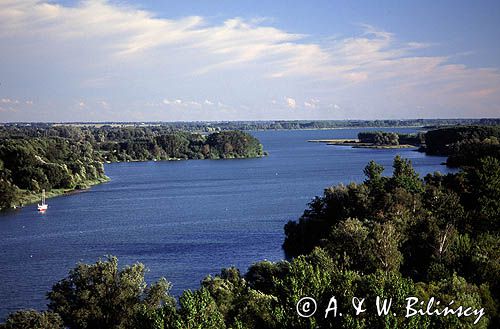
[1,0,500,122]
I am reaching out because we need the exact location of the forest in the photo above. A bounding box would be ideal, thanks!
[422,125,500,167]
[357,131,424,146]
[1,125,499,328]
[0,126,264,210]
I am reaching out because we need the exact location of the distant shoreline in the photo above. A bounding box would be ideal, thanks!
[308,138,417,149]
[244,125,427,132]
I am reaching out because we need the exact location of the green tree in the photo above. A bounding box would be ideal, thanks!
[371,222,403,272]
[176,288,226,329]
[47,256,174,329]
[0,310,63,329]
[417,274,490,329]
[466,156,500,231]
[327,218,372,271]
[391,155,424,193]
[0,179,18,210]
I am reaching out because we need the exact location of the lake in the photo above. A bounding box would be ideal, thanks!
[0,128,454,319]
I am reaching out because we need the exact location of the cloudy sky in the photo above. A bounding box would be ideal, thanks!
[1,0,500,122]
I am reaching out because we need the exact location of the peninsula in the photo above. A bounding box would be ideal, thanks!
[309,131,423,149]
[0,126,264,210]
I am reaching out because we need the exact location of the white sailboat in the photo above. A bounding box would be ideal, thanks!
[37,189,48,212]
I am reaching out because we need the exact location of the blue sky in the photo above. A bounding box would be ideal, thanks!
[1,0,499,121]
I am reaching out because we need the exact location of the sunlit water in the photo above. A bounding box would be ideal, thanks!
[0,128,454,319]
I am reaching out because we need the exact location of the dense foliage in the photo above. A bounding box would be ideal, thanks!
[357,131,424,146]
[95,129,263,162]
[0,137,106,209]
[283,155,499,327]
[358,131,400,145]
[423,125,500,167]
[0,126,263,210]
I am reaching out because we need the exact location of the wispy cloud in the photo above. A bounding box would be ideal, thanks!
[0,0,499,121]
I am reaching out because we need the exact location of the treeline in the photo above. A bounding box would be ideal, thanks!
[423,125,500,167]
[0,127,264,210]
[2,155,499,328]
[282,155,499,328]
[0,126,264,161]
[99,130,263,162]
[0,137,107,210]
[3,118,500,133]
[357,131,424,146]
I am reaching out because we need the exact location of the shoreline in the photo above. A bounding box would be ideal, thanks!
[246,125,427,132]
[308,139,417,149]
[14,176,110,209]
[104,153,267,163]
[5,153,267,212]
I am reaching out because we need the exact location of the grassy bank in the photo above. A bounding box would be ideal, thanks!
[15,176,110,209]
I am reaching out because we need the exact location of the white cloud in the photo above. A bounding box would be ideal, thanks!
[0,1,499,121]
[1,98,19,104]
[285,97,296,109]
[304,98,320,109]
[99,100,110,109]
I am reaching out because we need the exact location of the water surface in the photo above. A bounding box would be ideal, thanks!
[0,128,453,318]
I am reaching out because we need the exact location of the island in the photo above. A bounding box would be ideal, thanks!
[309,131,424,149]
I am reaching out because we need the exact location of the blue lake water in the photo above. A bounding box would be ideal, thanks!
[0,128,454,319]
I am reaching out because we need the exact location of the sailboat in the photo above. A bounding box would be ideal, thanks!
[37,189,48,212]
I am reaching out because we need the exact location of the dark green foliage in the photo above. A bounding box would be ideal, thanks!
[0,126,263,210]
[424,125,500,156]
[283,149,500,328]
[398,132,425,145]
[3,247,497,328]
[282,153,499,328]
[391,155,424,193]
[95,129,262,162]
[358,131,400,145]
[0,137,106,210]
[356,131,422,147]
[176,288,226,329]
[206,130,263,159]
[423,125,500,167]
[465,157,500,232]
[283,156,423,259]
[47,256,175,329]
[0,310,63,329]
[245,261,289,294]
[0,179,18,209]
